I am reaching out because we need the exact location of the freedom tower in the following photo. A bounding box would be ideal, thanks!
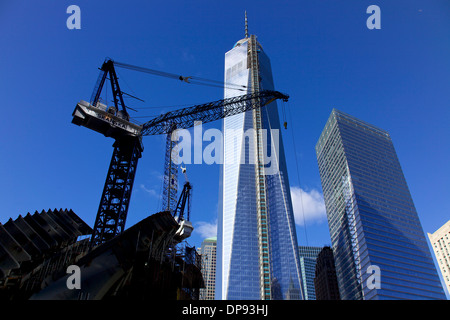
[216,14,303,300]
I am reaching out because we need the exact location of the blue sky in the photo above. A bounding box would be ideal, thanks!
[1,0,449,267]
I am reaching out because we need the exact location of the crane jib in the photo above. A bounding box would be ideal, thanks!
[139,90,289,136]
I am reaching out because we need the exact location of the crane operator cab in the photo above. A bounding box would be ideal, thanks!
[72,100,140,140]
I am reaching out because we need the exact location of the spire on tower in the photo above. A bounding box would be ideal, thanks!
[245,11,249,38]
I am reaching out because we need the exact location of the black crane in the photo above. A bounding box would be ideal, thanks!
[72,58,289,249]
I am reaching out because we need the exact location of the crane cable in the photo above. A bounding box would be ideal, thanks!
[286,101,309,246]
[115,69,196,119]
[113,60,247,92]
[111,60,249,116]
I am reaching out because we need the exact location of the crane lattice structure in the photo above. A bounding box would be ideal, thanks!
[71,58,289,249]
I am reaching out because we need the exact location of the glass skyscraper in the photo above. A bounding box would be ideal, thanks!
[216,20,302,300]
[199,237,217,300]
[298,246,322,300]
[428,220,450,296]
[315,109,446,300]
[314,246,341,300]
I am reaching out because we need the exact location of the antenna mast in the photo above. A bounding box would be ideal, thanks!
[245,11,249,38]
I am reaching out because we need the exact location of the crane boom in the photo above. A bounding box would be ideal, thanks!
[140,90,288,135]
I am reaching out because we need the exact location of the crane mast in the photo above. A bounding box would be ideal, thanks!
[71,58,289,249]
[90,136,142,247]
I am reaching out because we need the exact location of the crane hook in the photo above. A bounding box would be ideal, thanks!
[181,166,189,182]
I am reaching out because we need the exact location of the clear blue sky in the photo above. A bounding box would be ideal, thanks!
[1,1,449,257]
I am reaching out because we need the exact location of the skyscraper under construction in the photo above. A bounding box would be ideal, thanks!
[216,14,302,300]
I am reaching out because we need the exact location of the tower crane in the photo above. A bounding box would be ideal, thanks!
[71,58,289,249]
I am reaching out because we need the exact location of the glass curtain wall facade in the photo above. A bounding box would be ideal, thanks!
[314,246,341,300]
[315,109,446,300]
[298,246,322,300]
[199,237,217,300]
[428,220,450,296]
[216,34,302,300]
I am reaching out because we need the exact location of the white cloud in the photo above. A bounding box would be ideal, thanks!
[150,170,164,182]
[195,220,217,239]
[140,184,160,198]
[290,186,327,226]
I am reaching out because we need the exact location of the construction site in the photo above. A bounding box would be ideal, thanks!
[0,58,289,300]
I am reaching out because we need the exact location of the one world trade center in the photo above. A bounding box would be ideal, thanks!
[216,14,303,300]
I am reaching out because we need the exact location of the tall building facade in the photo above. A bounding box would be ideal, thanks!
[216,17,302,300]
[298,246,322,300]
[314,246,341,300]
[428,220,450,295]
[315,109,446,300]
[199,237,217,300]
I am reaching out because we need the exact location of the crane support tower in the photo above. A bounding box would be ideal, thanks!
[71,58,289,249]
